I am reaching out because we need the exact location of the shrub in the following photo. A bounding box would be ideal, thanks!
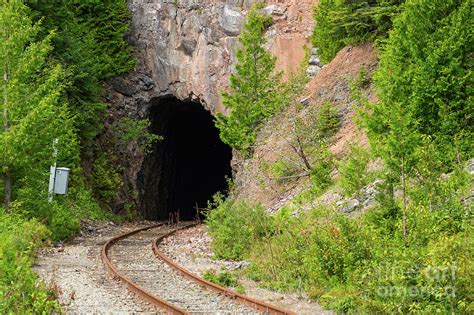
[203,270,239,288]
[0,211,60,313]
[49,203,81,241]
[269,102,338,190]
[91,153,123,206]
[205,194,273,260]
[338,145,372,198]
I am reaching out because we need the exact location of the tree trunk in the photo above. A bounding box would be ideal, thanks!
[3,66,11,211]
[401,156,407,244]
[3,169,11,210]
[293,122,312,172]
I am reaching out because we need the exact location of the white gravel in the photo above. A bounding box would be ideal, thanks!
[33,222,159,314]
[109,225,258,314]
[159,225,334,315]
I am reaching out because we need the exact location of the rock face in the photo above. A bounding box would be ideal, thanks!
[109,0,316,115]
[104,0,317,215]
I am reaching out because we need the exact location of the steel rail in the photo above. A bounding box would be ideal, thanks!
[153,227,297,315]
[100,223,190,315]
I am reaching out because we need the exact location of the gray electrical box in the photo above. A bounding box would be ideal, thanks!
[54,167,70,195]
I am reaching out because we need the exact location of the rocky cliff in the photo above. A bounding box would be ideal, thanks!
[108,0,316,115]
[104,0,318,215]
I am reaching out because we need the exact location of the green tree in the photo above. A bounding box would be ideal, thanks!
[374,0,472,161]
[28,0,135,146]
[216,4,281,154]
[362,0,472,242]
[0,0,77,210]
[270,102,339,190]
[338,145,372,199]
[312,0,405,63]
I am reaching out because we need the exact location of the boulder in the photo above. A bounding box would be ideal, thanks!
[307,65,321,77]
[221,5,244,36]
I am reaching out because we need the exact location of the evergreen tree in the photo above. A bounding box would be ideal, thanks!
[362,0,472,241]
[0,0,77,210]
[216,4,281,154]
[27,0,135,146]
[312,0,405,63]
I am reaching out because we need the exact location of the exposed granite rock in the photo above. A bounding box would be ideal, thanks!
[221,5,244,36]
[307,65,321,77]
[307,46,323,77]
[102,0,316,214]
[338,198,360,213]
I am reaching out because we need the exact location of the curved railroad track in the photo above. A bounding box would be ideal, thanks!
[101,222,295,315]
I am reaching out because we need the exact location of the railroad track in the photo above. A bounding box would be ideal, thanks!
[101,222,295,314]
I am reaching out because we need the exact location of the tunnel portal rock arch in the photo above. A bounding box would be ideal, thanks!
[138,97,232,221]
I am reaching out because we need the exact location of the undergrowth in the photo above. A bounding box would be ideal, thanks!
[0,210,60,313]
[206,166,472,313]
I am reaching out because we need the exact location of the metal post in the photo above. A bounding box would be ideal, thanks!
[48,139,58,203]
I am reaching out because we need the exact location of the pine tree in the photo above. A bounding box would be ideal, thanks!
[0,0,77,210]
[362,0,472,242]
[312,0,405,63]
[216,4,281,154]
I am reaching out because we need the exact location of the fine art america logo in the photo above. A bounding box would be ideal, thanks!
[369,263,457,299]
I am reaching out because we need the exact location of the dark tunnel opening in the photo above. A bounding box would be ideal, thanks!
[138,97,233,221]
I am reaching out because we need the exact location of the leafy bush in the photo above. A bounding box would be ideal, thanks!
[203,270,239,288]
[244,168,472,312]
[205,194,273,260]
[0,211,60,313]
[309,143,335,192]
[91,153,123,206]
[269,102,339,190]
[338,145,373,198]
[312,0,405,63]
[112,118,163,153]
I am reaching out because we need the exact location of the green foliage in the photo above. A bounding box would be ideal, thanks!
[239,165,472,312]
[205,193,273,260]
[312,0,405,63]
[0,1,127,310]
[28,0,135,146]
[270,102,339,190]
[91,153,123,206]
[206,160,472,313]
[0,210,60,313]
[112,117,163,153]
[216,5,282,154]
[360,0,473,242]
[338,145,373,198]
[203,270,239,288]
[365,0,473,167]
[270,159,301,182]
[309,144,335,192]
[0,0,79,210]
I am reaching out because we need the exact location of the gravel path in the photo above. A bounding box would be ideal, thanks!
[109,224,258,314]
[33,221,159,314]
[160,225,334,315]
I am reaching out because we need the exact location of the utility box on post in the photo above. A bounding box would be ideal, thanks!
[54,167,70,195]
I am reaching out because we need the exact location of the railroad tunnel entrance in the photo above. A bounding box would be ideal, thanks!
[138,97,232,221]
